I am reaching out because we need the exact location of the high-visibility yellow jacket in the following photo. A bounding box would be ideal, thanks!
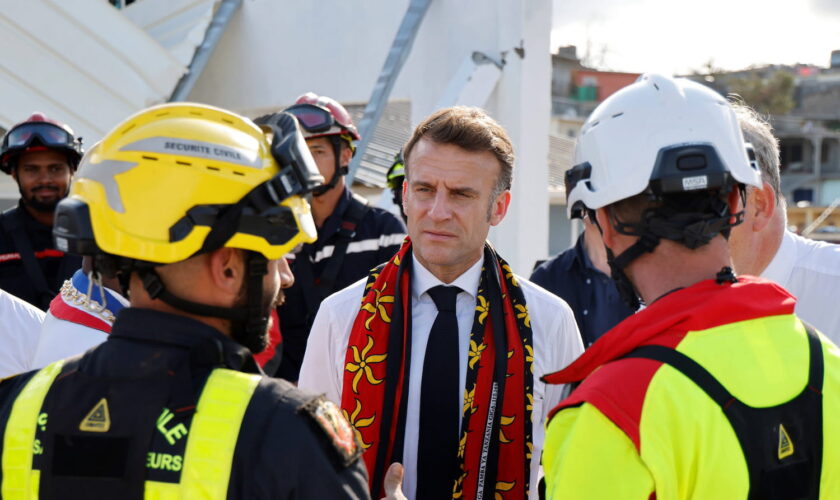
[542,277,840,499]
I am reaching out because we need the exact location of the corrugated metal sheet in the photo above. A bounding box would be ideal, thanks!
[347,100,412,188]
[123,0,217,68]
[0,0,186,142]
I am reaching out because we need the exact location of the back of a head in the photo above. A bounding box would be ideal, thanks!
[731,102,782,203]
[52,102,324,345]
[565,74,763,308]
[567,74,762,247]
[54,103,319,266]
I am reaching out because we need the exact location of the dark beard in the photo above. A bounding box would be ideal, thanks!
[20,185,66,213]
[230,279,282,354]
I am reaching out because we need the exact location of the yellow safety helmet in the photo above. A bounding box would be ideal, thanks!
[54,103,321,264]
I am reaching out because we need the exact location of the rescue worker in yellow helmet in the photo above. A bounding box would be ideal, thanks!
[0,103,371,499]
[541,74,840,499]
[386,150,407,224]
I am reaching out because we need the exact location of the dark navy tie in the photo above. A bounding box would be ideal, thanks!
[416,285,462,500]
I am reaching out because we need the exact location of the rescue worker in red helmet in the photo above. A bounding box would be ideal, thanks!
[0,113,82,310]
[256,93,406,381]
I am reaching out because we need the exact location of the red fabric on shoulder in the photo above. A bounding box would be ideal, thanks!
[49,292,112,333]
[543,277,795,451]
[549,331,686,450]
[543,277,794,386]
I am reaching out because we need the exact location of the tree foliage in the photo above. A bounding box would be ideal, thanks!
[727,71,795,116]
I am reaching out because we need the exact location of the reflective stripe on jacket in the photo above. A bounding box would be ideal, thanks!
[1,361,259,499]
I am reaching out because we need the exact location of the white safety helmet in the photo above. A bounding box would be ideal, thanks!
[566,73,762,218]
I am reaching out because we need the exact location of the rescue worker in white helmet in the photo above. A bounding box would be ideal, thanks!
[541,74,840,499]
[0,103,371,499]
[0,113,83,310]
[255,93,405,381]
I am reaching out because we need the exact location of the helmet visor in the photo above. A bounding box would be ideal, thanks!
[284,104,336,134]
[3,122,75,152]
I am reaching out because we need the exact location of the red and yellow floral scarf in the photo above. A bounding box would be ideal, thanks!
[340,238,534,499]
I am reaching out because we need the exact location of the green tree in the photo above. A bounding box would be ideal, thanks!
[727,71,795,115]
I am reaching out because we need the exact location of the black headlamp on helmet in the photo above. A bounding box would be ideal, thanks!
[257,111,326,198]
[564,163,591,220]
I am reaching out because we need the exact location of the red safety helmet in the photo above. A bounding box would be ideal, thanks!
[285,92,361,143]
[0,112,83,174]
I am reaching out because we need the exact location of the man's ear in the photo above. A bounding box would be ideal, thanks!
[207,247,244,296]
[488,190,512,226]
[748,182,777,233]
[340,144,353,167]
[401,178,409,213]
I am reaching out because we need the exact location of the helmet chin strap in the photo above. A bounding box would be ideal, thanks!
[312,135,347,198]
[604,232,660,311]
[592,187,746,310]
[137,252,270,346]
[588,207,657,311]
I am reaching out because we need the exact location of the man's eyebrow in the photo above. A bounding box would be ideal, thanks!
[451,186,479,196]
[410,179,434,188]
[410,179,478,195]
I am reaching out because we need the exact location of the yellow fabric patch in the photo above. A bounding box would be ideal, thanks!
[79,398,111,433]
[778,423,794,459]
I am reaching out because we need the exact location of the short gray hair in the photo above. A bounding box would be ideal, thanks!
[731,101,782,205]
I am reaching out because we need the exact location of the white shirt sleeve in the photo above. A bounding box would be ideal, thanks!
[762,231,840,344]
[518,276,584,499]
[0,289,46,378]
[31,313,109,370]
[298,278,367,403]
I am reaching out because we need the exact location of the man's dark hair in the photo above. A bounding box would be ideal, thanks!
[403,106,514,202]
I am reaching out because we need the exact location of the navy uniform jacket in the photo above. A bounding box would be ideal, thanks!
[0,202,80,310]
[530,235,634,347]
[277,188,405,381]
[0,308,371,499]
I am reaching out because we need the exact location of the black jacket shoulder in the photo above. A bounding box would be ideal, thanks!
[230,378,370,499]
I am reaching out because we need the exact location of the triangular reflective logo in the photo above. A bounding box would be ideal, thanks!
[79,398,111,432]
[778,423,794,460]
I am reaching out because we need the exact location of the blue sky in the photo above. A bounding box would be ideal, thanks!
[552,0,840,75]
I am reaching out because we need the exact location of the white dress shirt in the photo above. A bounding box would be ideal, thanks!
[0,289,45,378]
[299,256,583,499]
[762,230,840,344]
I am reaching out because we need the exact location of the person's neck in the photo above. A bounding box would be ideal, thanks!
[22,202,54,226]
[582,227,610,275]
[627,237,733,304]
[311,180,345,227]
[128,274,232,336]
[415,251,482,285]
[753,211,786,276]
